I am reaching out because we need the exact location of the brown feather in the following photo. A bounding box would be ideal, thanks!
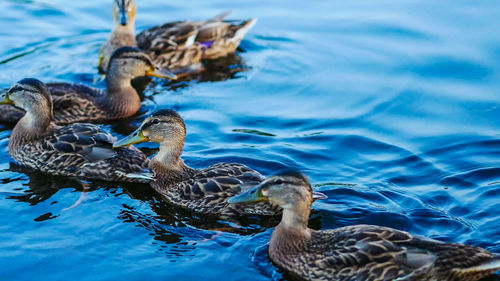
[150,160,281,216]
[261,172,500,281]
[270,224,498,281]
[9,121,149,182]
[0,79,140,125]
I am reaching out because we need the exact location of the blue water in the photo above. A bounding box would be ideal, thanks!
[1,0,500,280]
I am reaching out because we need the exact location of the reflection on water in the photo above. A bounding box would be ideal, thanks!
[151,52,251,92]
[0,0,500,280]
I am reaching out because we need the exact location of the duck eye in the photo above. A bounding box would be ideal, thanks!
[274,178,283,185]
[152,119,160,124]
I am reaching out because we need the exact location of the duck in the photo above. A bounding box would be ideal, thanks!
[98,0,257,75]
[112,109,281,216]
[0,47,176,125]
[0,78,151,182]
[228,170,500,281]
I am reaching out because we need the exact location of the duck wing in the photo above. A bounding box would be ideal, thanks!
[43,123,117,162]
[152,162,274,215]
[137,21,200,53]
[136,12,256,72]
[39,123,149,182]
[196,163,278,216]
[308,225,498,281]
[46,83,107,125]
[176,163,259,199]
[136,11,232,52]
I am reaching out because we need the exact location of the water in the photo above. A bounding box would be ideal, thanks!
[1,0,499,280]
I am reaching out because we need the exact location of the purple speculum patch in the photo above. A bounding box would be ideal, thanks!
[199,41,214,48]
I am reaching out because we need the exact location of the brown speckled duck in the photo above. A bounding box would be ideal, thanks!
[0,78,151,182]
[99,0,256,75]
[228,170,500,281]
[113,109,280,216]
[0,47,176,125]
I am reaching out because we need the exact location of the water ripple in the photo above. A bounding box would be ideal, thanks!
[1,0,500,280]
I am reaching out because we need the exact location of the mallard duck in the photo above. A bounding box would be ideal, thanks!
[99,0,257,75]
[0,47,176,125]
[112,109,281,216]
[228,170,500,281]
[0,78,151,182]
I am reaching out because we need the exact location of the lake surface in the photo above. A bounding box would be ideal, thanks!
[1,0,499,280]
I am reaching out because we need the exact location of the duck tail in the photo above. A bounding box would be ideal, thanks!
[467,256,500,272]
[229,18,257,45]
[209,10,233,22]
[454,255,500,280]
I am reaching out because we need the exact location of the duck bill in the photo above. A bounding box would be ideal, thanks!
[113,129,148,148]
[0,93,13,105]
[228,184,267,204]
[146,68,177,80]
[119,8,129,26]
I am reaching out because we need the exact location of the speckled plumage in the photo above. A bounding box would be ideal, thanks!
[271,224,499,281]
[113,109,281,216]
[99,0,256,74]
[136,17,256,72]
[229,171,500,281]
[10,123,149,182]
[151,161,280,216]
[4,78,150,182]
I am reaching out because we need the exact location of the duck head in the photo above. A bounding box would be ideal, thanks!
[0,78,53,128]
[113,109,187,166]
[107,47,177,82]
[113,0,137,27]
[114,109,186,147]
[228,170,327,211]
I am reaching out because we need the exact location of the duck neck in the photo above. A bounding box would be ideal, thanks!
[270,206,312,261]
[151,141,196,183]
[10,109,52,150]
[280,206,311,230]
[112,23,136,45]
[105,73,140,118]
